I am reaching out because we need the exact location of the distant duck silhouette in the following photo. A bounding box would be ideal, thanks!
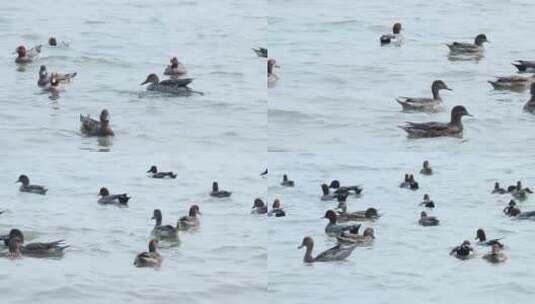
[146,166,177,179]
[80,109,114,136]
[280,174,295,187]
[210,182,232,198]
[16,175,47,195]
[97,187,130,205]
[380,23,403,46]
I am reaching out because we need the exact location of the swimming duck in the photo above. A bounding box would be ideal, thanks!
[164,57,188,76]
[399,105,472,138]
[379,23,403,46]
[268,199,286,217]
[141,73,196,95]
[146,165,177,179]
[419,194,435,208]
[47,37,68,47]
[323,210,361,237]
[80,109,114,136]
[151,209,180,240]
[8,237,68,258]
[260,168,268,176]
[418,211,439,226]
[489,74,534,91]
[509,181,532,200]
[396,80,451,112]
[420,160,433,175]
[475,229,504,248]
[503,200,519,217]
[328,180,363,195]
[513,60,535,72]
[14,45,41,63]
[492,182,507,194]
[482,244,507,264]
[268,59,279,87]
[336,201,379,222]
[97,187,130,205]
[336,227,375,245]
[298,236,357,263]
[251,198,268,214]
[16,175,47,195]
[46,73,64,94]
[252,47,267,58]
[134,239,162,268]
[210,182,232,198]
[450,240,474,260]
[321,183,340,201]
[399,174,419,190]
[38,65,77,87]
[281,174,295,187]
[447,34,488,53]
[179,205,201,230]
[523,83,535,113]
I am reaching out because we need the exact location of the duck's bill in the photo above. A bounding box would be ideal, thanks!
[445,87,453,91]
[146,170,152,173]
[274,64,281,68]
[466,113,474,117]
[297,245,304,249]
[140,80,149,85]
[151,216,155,219]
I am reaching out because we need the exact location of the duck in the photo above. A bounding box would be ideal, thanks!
[396,80,451,112]
[97,187,130,205]
[450,240,474,260]
[399,174,419,190]
[268,59,279,87]
[210,182,232,198]
[523,83,535,113]
[513,60,535,72]
[509,181,532,200]
[298,236,357,263]
[418,211,439,226]
[489,74,534,91]
[336,200,379,222]
[323,210,361,237]
[328,180,363,195]
[268,199,286,217]
[482,244,507,264]
[15,175,47,195]
[14,45,41,63]
[47,37,69,47]
[8,237,68,258]
[419,194,435,208]
[399,105,472,138]
[164,57,188,76]
[447,34,488,53]
[475,229,504,248]
[506,206,535,219]
[280,174,295,187]
[151,209,179,240]
[80,109,114,136]
[134,239,162,268]
[38,65,77,87]
[141,73,197,95]
[336,227,375,245]
[420,160,433,175]
[492,182,507,194]
[179,205,201,230]
[251,198,268,214]
[260,168,268,176]
[379,23,403,46]
[503,200,519,217]
[146,165,177,179]
[252,47,267,58]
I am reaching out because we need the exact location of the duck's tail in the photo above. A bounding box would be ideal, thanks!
[512,61,526,72]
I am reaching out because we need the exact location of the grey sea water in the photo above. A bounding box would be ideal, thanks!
[2,0,535,303]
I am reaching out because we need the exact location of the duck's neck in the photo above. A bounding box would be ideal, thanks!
[267,63,273,75]
[431,85,441,100]
[154,218,162,227]
[450,113,463,126]
[304,246,314,263]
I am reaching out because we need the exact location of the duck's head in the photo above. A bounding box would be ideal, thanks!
[509,200,517,207]
[98,187,110,197]
[321,183,329,195]
[420,211,428,218]
[494,182,500,189]
[212,181,219,192]
[39,65,47,78]
[189,205,201,217]
[298,236,313,250]
[329,180,340,189]
[272,199,281,209]
[462,240,471,247]
[48,37,57,46]
[324,210,338,223]
[423,194,430,201]
[8,237,22,256]
[404,174,409,182]
[422,160,430,169]
[393,22,402,34]
[365,207,379,218]
[100,109,110,122]
[15,46,26,57]
[363,227,375,239]
[141,74,159,85]
[252,198,265,209]
[283,174,289,182]
[267,59,279,74]
[431,80,452,92]
[170,57,178,68]
[409,174,415,182]
[152,209,162,221]
[148,239,159,252]
[517,181,522,190]
[475,228,486,241]
[450,105,472,122]
[16,175,30,186]
[8,229,24,244]
[147,165,158,173]
[474,34,489,46]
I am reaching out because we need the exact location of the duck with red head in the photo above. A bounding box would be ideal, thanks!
[164,56,188,76]
[16,174,47,195]
[323,210,361,236]
[400,105,472,138]
[80,109,115,136]
[268,199,286,217]
[134,239,162,268]
[380,22,404,46]
[97,187,129,205]
[298,236,357,263]
[179,205,201,230]
[14,45,42,64]
[37,65,77,88]
[475,229,504,248]
[450,240,474,260]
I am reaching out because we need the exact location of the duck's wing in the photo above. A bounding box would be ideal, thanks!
[448,42,478,51]
[513,60,535,71]
[80,114,101,132]
[159,78,193,87]
[28,185,48,194]
[156,224,176,232]
[402,121,449,131]
[494,76,528,83]
[315,244,357,262]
